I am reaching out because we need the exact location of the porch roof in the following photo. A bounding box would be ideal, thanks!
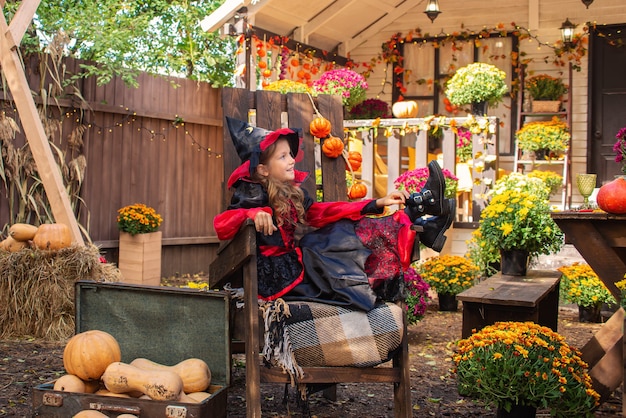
[200,0,427,56]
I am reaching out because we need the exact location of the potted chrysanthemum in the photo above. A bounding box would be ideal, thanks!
[516,116,570,160]
[416,254,479,311]
[346,98,391,119]
[453,321,600,417]
[525,74,568,112]
[557,262,616,323]
[445,62,508,114]
[117,203,163,286]
[477,185,564,275]
[526,170,563,198]
[312,68,368,110]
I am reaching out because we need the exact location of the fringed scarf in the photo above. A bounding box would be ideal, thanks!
[260,298,305,396]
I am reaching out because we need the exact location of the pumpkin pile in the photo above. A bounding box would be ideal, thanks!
[0,222,72,252]
[309,114,367,200]
[55,330,215,404]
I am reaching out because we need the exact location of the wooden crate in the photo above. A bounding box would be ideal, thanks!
[118,231,162,286]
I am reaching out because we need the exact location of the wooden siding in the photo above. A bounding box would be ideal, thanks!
[0,56,224,276]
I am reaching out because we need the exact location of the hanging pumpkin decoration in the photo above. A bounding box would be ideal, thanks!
[348,182,368,200]
[345,151,363,171]
[392,100,418,118]
[321,136,344,158]
[309,116,332,139]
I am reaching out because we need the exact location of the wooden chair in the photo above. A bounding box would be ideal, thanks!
[209,87,416,418]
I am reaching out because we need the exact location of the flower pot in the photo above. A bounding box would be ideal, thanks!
[471,100,488,116]
[437,293,458,312]
[496,405,537,418]
[578,303,603,323]
[500,250,529,276]
[118,231,162,286]
[531,100,560,113]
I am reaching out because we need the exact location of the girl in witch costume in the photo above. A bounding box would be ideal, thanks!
[214,117,455,311]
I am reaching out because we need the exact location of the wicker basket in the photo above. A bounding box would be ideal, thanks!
[531,100,561,113]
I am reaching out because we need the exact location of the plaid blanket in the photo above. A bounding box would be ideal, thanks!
[285,301,404,367]
[262,300,404,374]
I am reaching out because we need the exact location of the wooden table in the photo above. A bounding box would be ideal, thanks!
[457,270,561,338]
[551,211,626,411]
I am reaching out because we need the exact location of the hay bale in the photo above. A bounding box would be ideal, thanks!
[0,244,121,341]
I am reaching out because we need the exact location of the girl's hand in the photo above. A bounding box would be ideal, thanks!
[376,190,409,208]
[254,211,278,235]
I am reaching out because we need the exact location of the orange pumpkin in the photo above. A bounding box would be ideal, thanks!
[321,136,344,158]
[63,330,122,381]
[309,117,332,139]
[345,151,362,171]
[33,223,72,251]
[348,183,367,200]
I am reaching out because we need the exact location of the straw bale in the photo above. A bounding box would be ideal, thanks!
[0,244,121,341]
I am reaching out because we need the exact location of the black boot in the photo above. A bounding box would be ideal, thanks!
[414,199,456,252]
[405,160,449,222]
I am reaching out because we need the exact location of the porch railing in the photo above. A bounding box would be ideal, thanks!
[343,116,500,223]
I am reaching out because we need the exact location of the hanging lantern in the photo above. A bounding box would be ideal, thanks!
[424,0,441,23]
[559,18,576,46]
[581,0,593,8]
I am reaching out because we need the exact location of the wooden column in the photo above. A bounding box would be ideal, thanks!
[0,0,83,245]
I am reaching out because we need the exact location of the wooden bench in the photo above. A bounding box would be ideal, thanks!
[456,270,561,338]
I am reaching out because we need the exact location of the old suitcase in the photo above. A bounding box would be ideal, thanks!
[32,281,230,417]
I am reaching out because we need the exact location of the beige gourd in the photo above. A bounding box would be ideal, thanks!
[1,236,28,252]
[9,223,39,241]
[129,357,211,393]
[102,362,183,401]
[73,411,108,418]
[53,374,86,393]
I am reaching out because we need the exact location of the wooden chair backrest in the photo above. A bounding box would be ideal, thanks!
[220,87,347,209]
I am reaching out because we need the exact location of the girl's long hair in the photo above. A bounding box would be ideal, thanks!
[252,139,306,227]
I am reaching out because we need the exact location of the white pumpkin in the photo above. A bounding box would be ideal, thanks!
[392,100,418,118]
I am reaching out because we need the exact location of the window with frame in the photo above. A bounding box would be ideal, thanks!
[393,33,520,156]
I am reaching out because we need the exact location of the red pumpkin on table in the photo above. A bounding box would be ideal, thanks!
[597,177,626,214]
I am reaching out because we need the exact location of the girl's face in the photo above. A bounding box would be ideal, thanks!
[257,138,295,183]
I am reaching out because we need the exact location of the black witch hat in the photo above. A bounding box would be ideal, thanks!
[225,117,303,188]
